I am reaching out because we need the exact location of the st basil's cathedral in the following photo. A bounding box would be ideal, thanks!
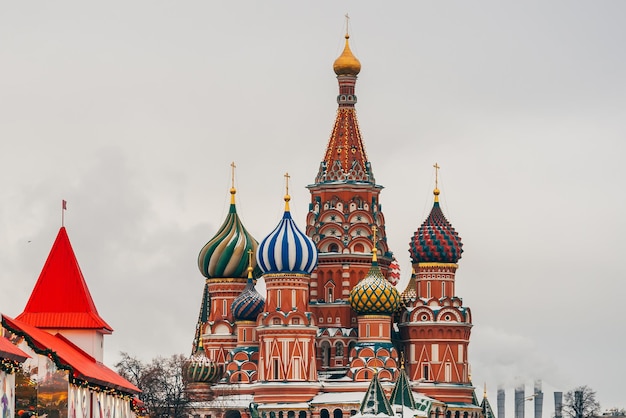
[183,29,488,418]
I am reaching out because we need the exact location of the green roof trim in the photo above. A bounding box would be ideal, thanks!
[360,372,394,416]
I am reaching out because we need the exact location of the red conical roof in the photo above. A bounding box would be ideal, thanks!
[313,32,376,185]
[16,227,113,332]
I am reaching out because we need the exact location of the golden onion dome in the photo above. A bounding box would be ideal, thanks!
[350,267,400,315]
[333,34,361,76]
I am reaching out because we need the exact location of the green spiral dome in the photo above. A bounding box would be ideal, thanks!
[198,192,259,279]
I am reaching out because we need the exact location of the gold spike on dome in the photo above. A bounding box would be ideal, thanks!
[433,162,440,203]
[230,161,237,204]
[284,172,291,212]
[333,33,361,76]
[247,249,254,279]
[371,226,378,263]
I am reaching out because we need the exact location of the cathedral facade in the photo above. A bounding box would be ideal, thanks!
[184,30,480,418]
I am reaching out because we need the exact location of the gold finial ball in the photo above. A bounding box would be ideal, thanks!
[433,188,440,196]
[333,34,361,76]
[230,187,236,195]
[284,194,291,202]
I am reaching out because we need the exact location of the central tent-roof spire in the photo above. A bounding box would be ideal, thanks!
[314,25,373,184]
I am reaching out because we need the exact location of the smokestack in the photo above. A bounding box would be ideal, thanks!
[534,380,544,418]
[574,390,583,418]
[498,386,505,418]
[515,385,525,418]
[554,392,563,418]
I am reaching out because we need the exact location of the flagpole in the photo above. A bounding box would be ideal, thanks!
[62,200,67,227]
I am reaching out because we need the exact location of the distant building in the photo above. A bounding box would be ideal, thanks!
[184,29,480,418]
[1,227,141,418]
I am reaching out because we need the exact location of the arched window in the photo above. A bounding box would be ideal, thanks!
[354,243,365,253]
[329,243,339,252]
[335,341,344,357]
[321,341,331,367]
[328,287,334,303]
[333,409,343,418]
[321,410,330,418]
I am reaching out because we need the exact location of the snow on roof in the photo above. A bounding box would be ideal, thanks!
[189,394,254,410]
[310,391,366,404]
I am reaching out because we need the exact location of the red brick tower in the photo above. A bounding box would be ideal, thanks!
[196,165,260,369]
[399,166,474,405]
[255,179,320,403]
[306,29,397,375]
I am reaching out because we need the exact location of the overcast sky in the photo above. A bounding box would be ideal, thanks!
[1,0,625,412]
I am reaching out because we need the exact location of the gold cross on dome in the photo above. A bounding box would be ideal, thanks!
[433,162,440,189]
[345,13,350,35]
[230,161,236,188]
[284,172,291,195]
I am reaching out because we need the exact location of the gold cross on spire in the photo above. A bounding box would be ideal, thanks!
[433,162,441,202]
[345,13,350,36]
[247,249,254,279]
[371,225,378,262]
[284,172,291,211]
[230,161,237,204]
[231,161,236,188]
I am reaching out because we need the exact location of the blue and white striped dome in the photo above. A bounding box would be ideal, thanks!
[257,195,318,274]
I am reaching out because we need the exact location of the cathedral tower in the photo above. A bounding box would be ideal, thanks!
[399,166,474,405]
[255,177,320,404]
[347,227,400,382]
[306,27,396,373]
[196,164,260,368]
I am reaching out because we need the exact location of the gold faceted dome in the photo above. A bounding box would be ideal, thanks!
[333,34,361,76]
[349,264,400,315]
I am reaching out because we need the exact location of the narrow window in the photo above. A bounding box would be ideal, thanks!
[423,364,429,380]
[328,287,334,303]
[273,358,280,380]
[292,289,296,308]
[427,282,431,298]
[277,290,282,309]
[293,358,301,380]
[442,282,446,297]
[445,362,452,382]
